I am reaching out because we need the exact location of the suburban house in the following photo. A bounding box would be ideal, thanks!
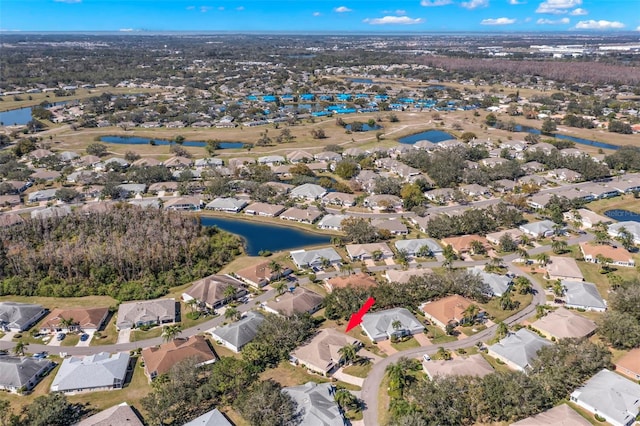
[183,408,233,426]
[286,150,313,163]
[485,228,524,245]
[579,242,635,268]
[210,311,265,353]
[345,242,394,261]
[562,280,607,312]
[440,234,490,255]
[0,302,47,332]
[422,354,494,380]
[141,335,216,381]
[0,356,55,393]
[487,329,551,372]
[385,268,431,284]
[360,307,425,342]
[317,214,349,231]
[512,404,591,426]
[163,197,202,211]
[182,274,247,310]
[608,221,640,245]
[116,299,177,330]
[263,287,324,316]
[289,183,327,201]
[291,329,362,376]
[51,352,131,393]
[471,267,512,297]
[570,369,640,426]
[519,220,559,238]
[244,202,286,217]
[283,382,344,426]
[321,192,356,207]
[530,307,596,340]
[76,402,144,426]
[546,256,584,281]
[0,213,24,227]
[205,197,248,213]
[290,247,342,269]
[421,295,481,330]
[563,208,611,229]
[394,238,443,258]
[279,207,323,224]
[325,273,377,293]
[31,205,72,220]
[27,188,58,203]
[364,194,402,211]
[615,348,640,381]
[371,218,408,235]
[40,307,109,334]
[236,261,289,288]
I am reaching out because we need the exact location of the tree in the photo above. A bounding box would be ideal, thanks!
[541,118,557,134]
[310,128,326,139]
[485,113,497,127]
[551,239,568,254]
[338,343,359,366]
[386,361,408,393]
[615,227,635,251]
[535,252,550,267]
[13,341,27,356]
[552,279,564,297]
[55,188,79,203]
[470,240,486,255]
[273,281,287,296]
[225,307,240,321]
[400,183,426,210]
[161,324,182,342]
[20,393,85,426]
[496,321,509,339]
[86,142,108,157]
[460,131,477,142]
[334,159,359,179]
[334,388,358,412]
[185,298,198,313]
[268,260,282,279]
[499,233,518,253]
[341,217,379,244]
[234,379,298,426]
[224,285,237,302]
[598,311,640,349]
[499,291,518,310]
[462,304,480,325]
[435,347,452,360]
[59,316,76,331]
[595,254,614,273]
[514,276,533,295]
[289,163,314,177]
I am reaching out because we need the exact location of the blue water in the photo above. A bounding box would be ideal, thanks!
[201,216,331,256]
[516,125,620,151]
[349,78,374,84]
[604,209,640,223]
[100,136,245,149]
[0,101,70,126]
[399,130,456,144]
[345,123,382,132]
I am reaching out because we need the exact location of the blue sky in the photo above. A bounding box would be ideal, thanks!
[2,0,637,32]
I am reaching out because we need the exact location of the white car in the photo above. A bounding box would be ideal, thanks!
[423,354,431,362]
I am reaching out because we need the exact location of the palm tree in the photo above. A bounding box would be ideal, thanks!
[385,363,408,393]
[340,263,353,276]
[224,307,240,321]
[320,256,331,269]
[470,240,486,255]
[330,236,344,247]
[519,235,531,247]
[268,260,282,280]
[59,316,76,332]
[551,239,568,254]
[273,280,287,295]
[517,248,529,263]
[596,254,614,273]
[13,341,28,356]
[161,324,182,343]
[535,253,550,267]
[462,304,480,325]
[223,285,237,303]
[185,298,198,313]
[536,305,549,319]
[514,276,533,294]
[436,347,452,360]
[499,291,516,310]
[334,388,358,412]
[392,320,402,332]
[552,279,564,297]
[372,250,383,261]
[496,321,509,339]
[338,343,359,366]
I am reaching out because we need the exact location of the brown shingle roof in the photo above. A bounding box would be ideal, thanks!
[530,307,596,339]
[292,329,360,374]
[184,275,245,307]
[142,335,216,378]
[579,242,634,264]
[421,295,474,327]
[441,235,489,254]
[265,287,324,316]
[615,348,640,380]
[41,307,109,330]
[326,273,377,293]
[236,261,274,286]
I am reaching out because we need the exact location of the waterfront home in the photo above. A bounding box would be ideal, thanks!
[394,238,443,258]
[345,242,394,261]
[283,383,344,426]
[292,329,362,376]
[0,302,47,332]
[280,206,323,224]
[76,402,144,426]
[263,287,324,316]
[519,220,559,238]
[182,275,247,310]
[0,356,55,393]
[205,197,248,213]
[562,280,606,312]
[164,197,202,211]
[611,174,640,193]
[421,295,480,329]
[210,311,265,353]
[290,247,342,269]
[317,214,349,231]
[132,157,163,167]
[40,307,109,334]
[615,348,640,382]
[487,329,551,372]
[579,183,621,201]
[257,155,285,165]
[141,335,216,381]
[183,409,233,426]
[422,354,494,380]
[546,256,584,281]
[563,208,611,229]
[51,352,130,394]
[608,221,640,245]
[360,308,424,342]
[570,369,640,426]
[325,272,377,293]
[235,261,285,288]
[579,242,635,267]
[194,158,224,168]
[244,202,286,217]
[371,218,408,235]
[289,183,327,201]
[163,156,193,168]
[530,307,596,340]
[116,299,176,330]
[512,404,591,426]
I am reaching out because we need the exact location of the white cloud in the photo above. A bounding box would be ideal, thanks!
[218,6,224,10]
[236,6,244,11]
[334,6,352,13]
[536,0,581,14]
[186,5,195,10]
[480,17,516,25]
[200,6,212,12]
[537,17,570,24]
[364,15,424,25]
[569,8,588,15]
[575,19,625,29]
[509,0,525,4]
[525,17,532,22]
[119,28,134,32]
[395,9,407,15]
[461,0,489,10]
[636,26,640,31]
[54,0,82,3]
[420,0,452,6]
[313,11,321,16]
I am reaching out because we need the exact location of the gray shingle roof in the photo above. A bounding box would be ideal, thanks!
[116,299,176,329]
[488,328,551,371]
[210,311,264,351]
[361,308,424,341]
[182,408,233,426]
[0,302,46,331]
[471,268,512,297]
[75,402,144,426]
[394,238,443,256]
[290,248,342,268]
[283,382,344,426]
[51,352,130,393]
[563,281,606,311]
[290,183,327,200]
[0,356,53,390]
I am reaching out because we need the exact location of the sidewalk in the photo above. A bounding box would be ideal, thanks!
[333,367,364,387]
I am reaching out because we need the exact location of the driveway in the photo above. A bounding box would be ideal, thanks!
[117,328,131,344]
[376,340,398,355]
[384,258,395,266]
[76,331,95,347]
[333,367,364,387]
[413,332,431,346]
[0,331,16,342]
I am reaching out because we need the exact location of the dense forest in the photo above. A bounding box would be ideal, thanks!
[0,205,241,300]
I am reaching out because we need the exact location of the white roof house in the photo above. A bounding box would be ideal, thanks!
[570,369,640,426]
[182,408,233,426]
[210,311,264,353]
[290,247,342,269]
[205,197,248,213]
[471,267,512,297]
[0,302,47,332]
[289,183,327,200]
[394,238,443,257]
[317,214,350,231]
[519,220,559,238]
[51,352,130,393]
[609,221,640,244]
[283,382,344,426]
[562,280,606,312]
[487,328,551,372]
[360,308,424,342]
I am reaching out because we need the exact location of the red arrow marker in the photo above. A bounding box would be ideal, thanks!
[345,297,376,332]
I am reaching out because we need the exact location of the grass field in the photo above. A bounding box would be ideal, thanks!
[342,361,373,378]
[480,292,533,323]
[259,360,360,391]
[91,315,119,346]
[424,325,457,344]
[390,336,420,351]
[130,327,163,343]
[586,194,640,216]
[0,295,118,310]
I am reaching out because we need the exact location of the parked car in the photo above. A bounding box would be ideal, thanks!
[80,333,89,342]
[56,333,66,341]
[423,354,431,362]
[33,352,48,359]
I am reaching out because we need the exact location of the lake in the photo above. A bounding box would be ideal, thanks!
[0,102,68,126]
[516,125,620,151]
[398,130,456,144]
[200,216,332,256]
[345,123,382,132]
[100,136,245,149]
[604,209,640,223]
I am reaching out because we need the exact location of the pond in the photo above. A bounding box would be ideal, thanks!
[0,102,68,126]
[345,123,382,132]
[604,209,640,223]
[516,125,620,151]
[200,216,332,256]
[99,136,245,149]
[399,130,456,144]
[349,78,374,84]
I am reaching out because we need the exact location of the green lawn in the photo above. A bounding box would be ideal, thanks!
[342,361,373,378]
[391,337,420,351]
[586,194,640,216]
[130,327,163,343]
[0,295,118,310]
[459,324,487,337]
[424,325,457,344]
[260,360,360,391]
[480,292,533,323]
[91,315,118,346]
[60,333,80,347]
[481,353,513,374]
